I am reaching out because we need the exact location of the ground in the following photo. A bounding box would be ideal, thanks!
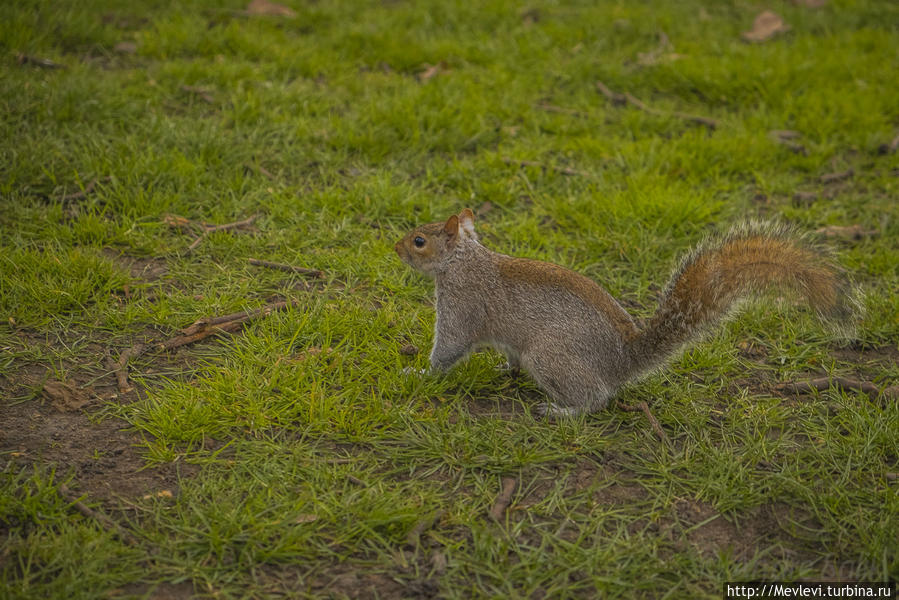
[1,0,898,598]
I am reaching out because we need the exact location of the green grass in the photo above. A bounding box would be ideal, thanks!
[1,0,898,598]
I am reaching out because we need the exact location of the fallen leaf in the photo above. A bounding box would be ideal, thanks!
[42,380,91,411]
[815,224,876,240]
[163,214,193,230]
[742,11,790,43]
[295,346,332,361]
[294,513,318,524]
[246,0,297,17]
[142,489,174,499]
[417,61,447,82]
[114,41,137,54]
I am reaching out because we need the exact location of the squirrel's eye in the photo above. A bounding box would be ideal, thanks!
[413,236,426,248]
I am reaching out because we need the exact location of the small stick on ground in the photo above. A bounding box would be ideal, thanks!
[245,163,275,180]
[249,258,323,278]
[113,343,145,395]
[158,299,297,351]
[488,476,518,521]
[58,484,137,545]
[406,509,446,548]
[502,157,591,177]
[186,214,258,252]
[616,400,669,444]
[346,475,366,486]
[596,80,719,129]
[774,377,899,400]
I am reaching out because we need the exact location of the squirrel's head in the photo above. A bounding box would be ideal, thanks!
[395,208,477,276]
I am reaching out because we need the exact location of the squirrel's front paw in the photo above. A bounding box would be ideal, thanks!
[402,366,427,376]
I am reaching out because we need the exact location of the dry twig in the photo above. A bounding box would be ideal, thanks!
[245,163,275,180]
[113,343,145,395]
[488,477,518,521]
[248,258,323,278]
[616,400,670,444]
[158,299,297,351]
[596,80,719,129]
[186,214,258,251]
[58,484,137,545]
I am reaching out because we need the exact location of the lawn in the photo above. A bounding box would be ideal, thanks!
[1,0,898,598]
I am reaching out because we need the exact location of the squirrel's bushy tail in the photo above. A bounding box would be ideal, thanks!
[624,222,856,379]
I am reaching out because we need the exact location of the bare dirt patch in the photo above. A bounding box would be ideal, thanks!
[0,357,194,505]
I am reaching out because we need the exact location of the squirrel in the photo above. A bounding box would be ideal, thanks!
[395,208,855,417]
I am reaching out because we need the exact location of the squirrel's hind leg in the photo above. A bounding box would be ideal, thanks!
[523,349,610,418]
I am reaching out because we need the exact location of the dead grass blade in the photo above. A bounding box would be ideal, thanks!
[159,299,298,351]
[186,214,258,252]
[616,400,669,444]
[58,484,137,545]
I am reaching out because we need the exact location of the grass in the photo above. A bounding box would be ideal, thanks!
[1,0,898,597]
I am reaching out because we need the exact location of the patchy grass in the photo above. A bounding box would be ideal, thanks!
[1,0,898,598]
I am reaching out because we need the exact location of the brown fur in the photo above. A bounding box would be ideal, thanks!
[497,258,638,339]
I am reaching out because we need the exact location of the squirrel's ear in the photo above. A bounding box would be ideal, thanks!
[443,214,460,236]
[458,208,476,237]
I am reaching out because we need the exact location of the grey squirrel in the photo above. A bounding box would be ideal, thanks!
[395,209,855,417]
